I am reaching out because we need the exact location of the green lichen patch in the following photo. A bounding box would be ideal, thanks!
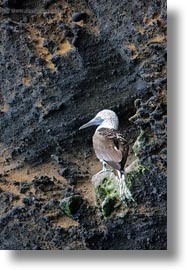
[59,195,83,217]
[101,177,119,197]
[126,170,138,188]
[132,129,145,156]
[102,196,117,217]
[125,164,149,194]
[92,172,121,217]
[95,176,119,200]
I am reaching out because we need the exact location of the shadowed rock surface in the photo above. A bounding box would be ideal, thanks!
[0,0,167,249]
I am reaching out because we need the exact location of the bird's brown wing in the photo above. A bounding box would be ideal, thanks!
[118,134,129,170]
[93,128,129,171]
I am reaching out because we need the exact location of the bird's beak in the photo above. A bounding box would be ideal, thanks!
[79,117,99,130]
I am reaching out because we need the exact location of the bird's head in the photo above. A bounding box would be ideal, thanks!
[79,109,119,130]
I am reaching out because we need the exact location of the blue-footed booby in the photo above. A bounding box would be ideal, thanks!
[79,109,133,201]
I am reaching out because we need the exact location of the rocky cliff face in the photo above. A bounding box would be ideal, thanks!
[0,0,167,250]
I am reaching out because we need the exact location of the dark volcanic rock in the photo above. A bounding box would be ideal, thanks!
[72,12,88,22]
[33,176,55,191]
[3,0,24,9]
[0,0,167,250]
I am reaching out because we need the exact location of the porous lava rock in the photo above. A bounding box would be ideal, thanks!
[0,0,167,250]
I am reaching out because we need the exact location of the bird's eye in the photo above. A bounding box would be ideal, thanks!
[95,116,103,123]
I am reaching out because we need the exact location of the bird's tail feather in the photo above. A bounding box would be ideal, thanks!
[116,170,134,202]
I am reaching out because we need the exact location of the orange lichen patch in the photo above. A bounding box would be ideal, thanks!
[136,27,145,33]
[0,93,9,112]
[27,26,56,72]
[152,13,160,20]
[56,39,72,55]
[148,34,166,44]
[143,17,152,25]
[0,102,9,112]
[34,35,49,57]
[54,216,79,228]
[76,180,95,206]
[22,76,31,86]
[46,61,56,70]
[125,43,139,59]
[5,161,66,183]
[45,12,62,25]
[75,21,84,27]
[143,13,160,26]
[35,99,48,115]
[36,36,56,71]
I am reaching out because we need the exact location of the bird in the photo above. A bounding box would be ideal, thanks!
[79,109,134,201]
